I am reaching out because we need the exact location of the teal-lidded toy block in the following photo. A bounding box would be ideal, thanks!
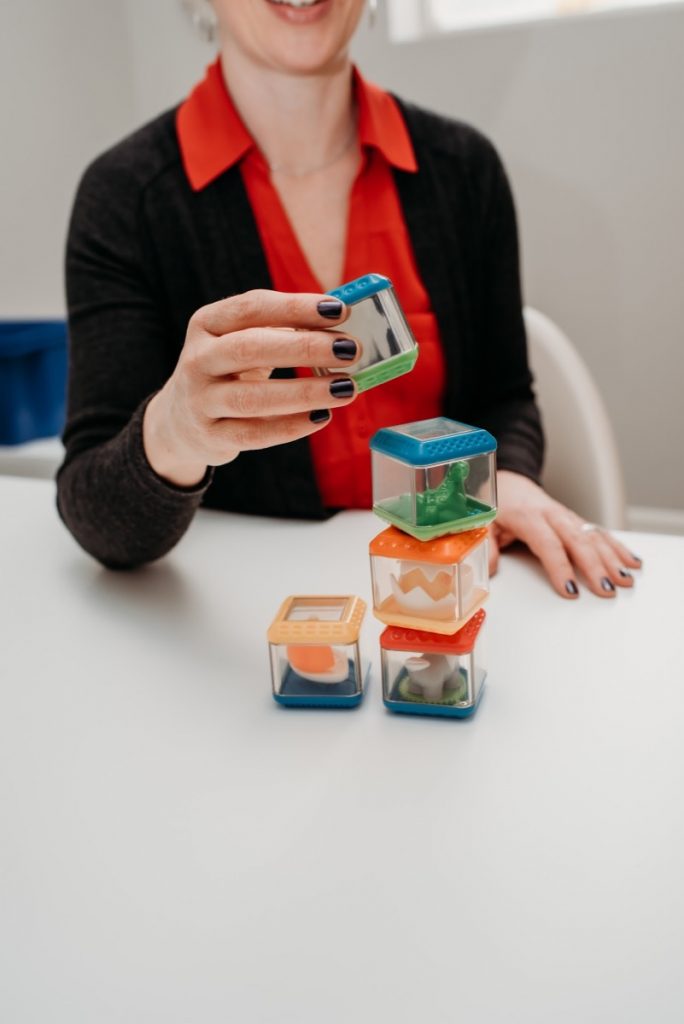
[316,274,419,393]
[380,610,487,718]
[370,416,497,540]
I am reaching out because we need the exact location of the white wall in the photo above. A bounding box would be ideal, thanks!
[0,0,136,318]
[353,4,684,515]
[1,1,682,513]
[121,0,213,125]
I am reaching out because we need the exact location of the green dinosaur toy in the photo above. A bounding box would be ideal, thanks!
[415,461,470,526]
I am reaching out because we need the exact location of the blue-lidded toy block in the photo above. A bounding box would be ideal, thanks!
[317,273,419,393]
[370,416,498,539]
[0,321,67,444]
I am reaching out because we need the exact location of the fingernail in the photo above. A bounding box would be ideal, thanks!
[332,338,357,360]
[631,552,642,564]
[309,409,330,424]
[329,378,354,399]
[317,299,343,319]
[619,569,632,579]
[601,577,616,592]
[565,580,579,596]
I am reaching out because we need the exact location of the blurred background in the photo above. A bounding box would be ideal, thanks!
[0,0,682,529]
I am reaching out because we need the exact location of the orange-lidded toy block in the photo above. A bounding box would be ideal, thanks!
[380,610,487,717]
[267,595,367,708]
[369,525,489,635]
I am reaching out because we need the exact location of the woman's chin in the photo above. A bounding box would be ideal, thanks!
[261,0,355,63]
[223,0,360,75]
[261,38,350,77]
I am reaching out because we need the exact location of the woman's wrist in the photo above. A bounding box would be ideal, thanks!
[142,391,208,488]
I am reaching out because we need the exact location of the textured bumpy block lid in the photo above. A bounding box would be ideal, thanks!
[327,272,392,305]
[370,416,497,466]
[380,609,486,655]
[369,525,488,565]
[267,595,366,645]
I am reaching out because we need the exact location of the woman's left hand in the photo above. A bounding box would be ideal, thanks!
[489,470,642,598]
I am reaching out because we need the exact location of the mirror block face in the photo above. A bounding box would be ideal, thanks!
[314,283,418,392]
[370,540,489,635]
[381,647,484,711]
[284,597,348,623]
[269,641,363,706]
[372,451,497,539]
[348,292,415,370]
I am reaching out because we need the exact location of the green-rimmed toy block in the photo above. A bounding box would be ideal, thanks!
[373,494,496,539]
[315,273,419,394]
[370,417,498,539]
[353,346,419,393]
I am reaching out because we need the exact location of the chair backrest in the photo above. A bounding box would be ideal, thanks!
[524,307,626,529]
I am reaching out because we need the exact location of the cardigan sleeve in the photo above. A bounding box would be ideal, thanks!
[473,143,545,484]
[57,155,212,570]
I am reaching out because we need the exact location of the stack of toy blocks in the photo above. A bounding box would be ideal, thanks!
[368,417,498,717]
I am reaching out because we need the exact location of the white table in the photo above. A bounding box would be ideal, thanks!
[1,477,683,1024]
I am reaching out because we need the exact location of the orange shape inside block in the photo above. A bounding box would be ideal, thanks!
[287,644,336,675]
[395,567,454,601]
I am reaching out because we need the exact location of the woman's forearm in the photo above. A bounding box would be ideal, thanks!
[56,400,212,569]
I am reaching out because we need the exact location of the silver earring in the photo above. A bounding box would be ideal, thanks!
[368,0,378,28]
[184,0,217,43]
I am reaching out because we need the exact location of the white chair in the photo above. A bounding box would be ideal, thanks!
[524,307,626,529]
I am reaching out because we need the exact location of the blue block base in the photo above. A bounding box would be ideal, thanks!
[273,660,363,709]
[384,675,486,718]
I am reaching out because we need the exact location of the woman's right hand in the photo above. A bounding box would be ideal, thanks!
[143,290,359,487]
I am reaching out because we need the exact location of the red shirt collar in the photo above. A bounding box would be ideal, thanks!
[176,58,417,192]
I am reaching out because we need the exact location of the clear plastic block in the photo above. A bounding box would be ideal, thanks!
[381,611,487,717]
[267,596,366,708]
[370,417,497,539]
[370,526,489,635]
[315,274,419,393]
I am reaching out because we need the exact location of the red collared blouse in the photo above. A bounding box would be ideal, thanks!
[177,60,446,509]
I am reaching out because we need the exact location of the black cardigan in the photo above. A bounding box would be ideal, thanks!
[58,97,544,568]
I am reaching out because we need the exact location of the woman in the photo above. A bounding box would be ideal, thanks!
[57,0,640,596]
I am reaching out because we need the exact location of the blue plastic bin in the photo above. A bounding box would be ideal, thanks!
[0,321,67,444]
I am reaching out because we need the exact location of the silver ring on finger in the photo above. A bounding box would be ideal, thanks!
[580,521,602,535]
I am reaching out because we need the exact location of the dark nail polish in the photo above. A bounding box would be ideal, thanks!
[565,580,579,596]
[317,299,343,319]
[329,378,354,399]
[309,409,330,424]
[601,577,616,592]
[332,338,357,361]
[631,553,643,564]
[619,569,632,579]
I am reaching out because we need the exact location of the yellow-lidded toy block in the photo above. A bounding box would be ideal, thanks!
[268,595,367,708]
